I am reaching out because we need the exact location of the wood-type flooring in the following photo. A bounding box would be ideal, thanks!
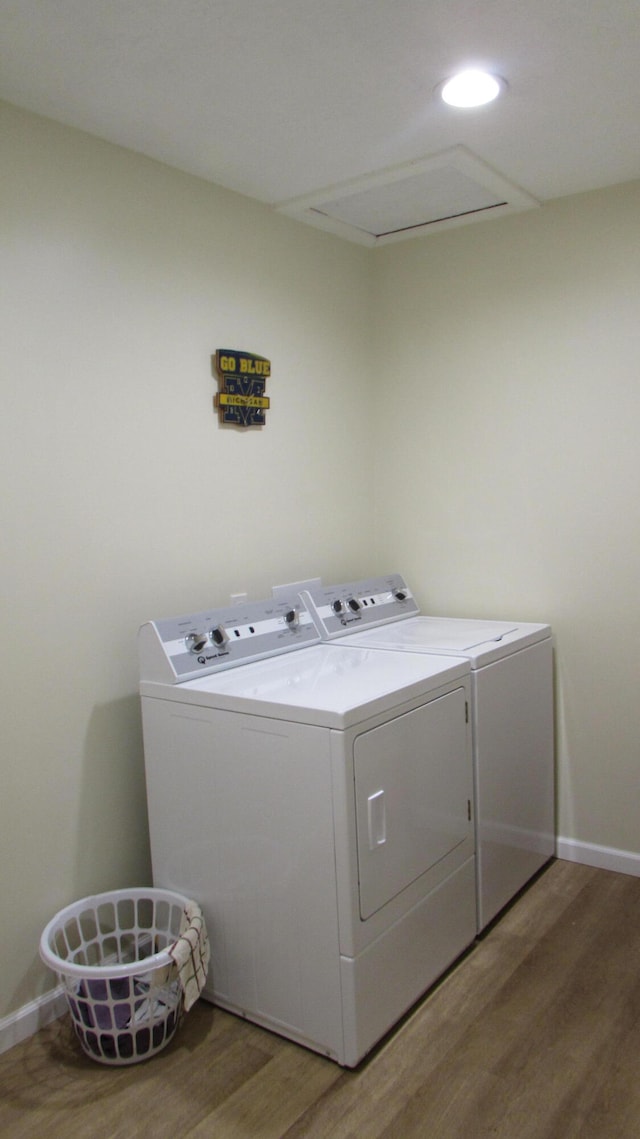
[2,859,640,1138]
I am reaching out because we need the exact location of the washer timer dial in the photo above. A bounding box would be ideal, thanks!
[284,608,300,629]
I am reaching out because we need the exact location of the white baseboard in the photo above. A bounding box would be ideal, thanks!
[0,986,67,1057]
[557,836,640,877]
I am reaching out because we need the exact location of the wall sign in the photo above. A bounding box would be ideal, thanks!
[213,350,271,427]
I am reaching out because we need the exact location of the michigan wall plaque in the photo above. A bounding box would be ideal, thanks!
[213,350,271,427]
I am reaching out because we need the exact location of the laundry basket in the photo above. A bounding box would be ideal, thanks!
[40,888,192,1065]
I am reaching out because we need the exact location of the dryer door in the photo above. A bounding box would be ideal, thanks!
[354,688,471,920]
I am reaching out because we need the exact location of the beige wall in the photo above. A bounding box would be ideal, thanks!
[370,181,640,857]
[0,102,373,1019]
[3,97,640,1027]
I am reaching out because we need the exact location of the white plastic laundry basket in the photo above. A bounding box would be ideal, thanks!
[40,888,190,1065]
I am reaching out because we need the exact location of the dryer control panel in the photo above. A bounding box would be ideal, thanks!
[302,573,419,640]
[138,595,319,684]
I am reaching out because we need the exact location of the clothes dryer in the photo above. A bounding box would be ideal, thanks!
[297,575,555,932]
[138,592,475,1066]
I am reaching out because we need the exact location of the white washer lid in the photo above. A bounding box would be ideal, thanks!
[140,643,470,728]
[333,616,550,666]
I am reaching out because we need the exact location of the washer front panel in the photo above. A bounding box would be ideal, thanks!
[302,574,418,639]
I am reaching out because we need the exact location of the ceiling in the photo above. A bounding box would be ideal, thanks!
[2,1,639,243]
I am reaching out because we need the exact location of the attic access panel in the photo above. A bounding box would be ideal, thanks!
[276,146,538,246]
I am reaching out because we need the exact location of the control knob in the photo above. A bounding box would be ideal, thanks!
[332,600,344,614]
[210,625,228,647]
[185,632,208,654]
[284,608,300,629]
[393,589,407,601]
[347,597,361,613]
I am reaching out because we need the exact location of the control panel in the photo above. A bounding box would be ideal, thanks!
[138,594,319,684]
[301,574,419,639]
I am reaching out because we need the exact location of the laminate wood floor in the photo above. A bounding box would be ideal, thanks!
[3,860,640,1138]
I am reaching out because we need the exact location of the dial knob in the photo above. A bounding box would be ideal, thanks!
[284,608,299,629]
[394,590,407,601]
[347,597,361,613]
[185,632,208,654]
[210,625,228,647]
[332,600,344,614]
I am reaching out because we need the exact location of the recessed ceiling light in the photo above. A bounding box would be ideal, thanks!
[438,70,506,108]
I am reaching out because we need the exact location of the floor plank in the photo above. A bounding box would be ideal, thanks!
[3,861,640,1138]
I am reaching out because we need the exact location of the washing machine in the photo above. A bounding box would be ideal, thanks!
[138,592,476,1066]
[291,574,555,932]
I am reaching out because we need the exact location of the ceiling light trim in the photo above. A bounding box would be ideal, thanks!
[275,146,538,246]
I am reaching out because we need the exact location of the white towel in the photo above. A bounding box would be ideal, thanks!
[168,900,210,1011]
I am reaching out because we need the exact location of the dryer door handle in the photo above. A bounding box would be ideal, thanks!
[367,789,386,850]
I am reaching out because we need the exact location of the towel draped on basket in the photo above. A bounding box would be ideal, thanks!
[167,900,210,1011]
